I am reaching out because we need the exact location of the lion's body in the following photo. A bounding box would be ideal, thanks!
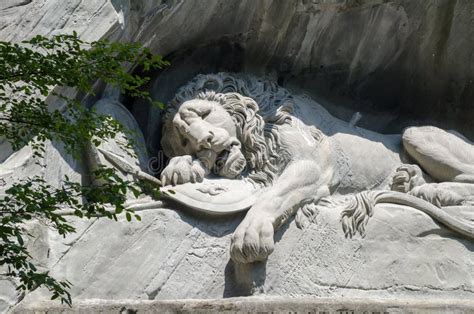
[161,73,474,263]
[266,116,404,194]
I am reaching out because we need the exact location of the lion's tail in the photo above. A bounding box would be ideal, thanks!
[341,190,474,240]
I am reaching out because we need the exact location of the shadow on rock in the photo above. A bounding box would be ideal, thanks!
[161,198,246,238]
[223,259,267,298]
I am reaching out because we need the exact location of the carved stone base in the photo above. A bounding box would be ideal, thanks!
[7,202,472,309]
[13,297,474,313]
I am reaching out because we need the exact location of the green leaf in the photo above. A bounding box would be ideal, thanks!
[16,235,24,246]
[0,32,167,307]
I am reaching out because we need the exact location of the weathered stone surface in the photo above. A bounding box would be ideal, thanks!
[12,296,474,313]
[0,0,121,42]
[130,0,474,149]
[3,1,472,139]
[15,203,474,303]
[1,0,473,312]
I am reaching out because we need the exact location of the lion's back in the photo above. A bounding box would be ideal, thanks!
[330,131,403,193]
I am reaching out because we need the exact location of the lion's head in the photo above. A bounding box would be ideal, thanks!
[161,73,297,186]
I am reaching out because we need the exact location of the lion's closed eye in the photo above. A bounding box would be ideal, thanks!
[201,111,210,119]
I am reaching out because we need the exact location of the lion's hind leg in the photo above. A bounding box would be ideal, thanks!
[402,126,474,182]
[410,182,474,207]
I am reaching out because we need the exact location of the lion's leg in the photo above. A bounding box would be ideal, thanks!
[402,126,474,183]
[230,160,331,263]
[410,182,474,207]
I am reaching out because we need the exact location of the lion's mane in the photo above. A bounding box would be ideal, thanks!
[161,73,304,186]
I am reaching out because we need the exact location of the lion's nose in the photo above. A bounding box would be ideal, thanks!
[198,131,214,149]
[206,131,215,143]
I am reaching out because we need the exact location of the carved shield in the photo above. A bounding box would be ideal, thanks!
[161,178,262,215]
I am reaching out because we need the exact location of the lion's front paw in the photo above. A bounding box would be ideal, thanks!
[161,155,206,186]
[390,164,425,193]
[230,217,274,263]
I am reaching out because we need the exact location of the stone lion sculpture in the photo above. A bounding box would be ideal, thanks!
[160,73,474,263]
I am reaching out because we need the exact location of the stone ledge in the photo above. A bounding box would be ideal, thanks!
[13,297,474,313]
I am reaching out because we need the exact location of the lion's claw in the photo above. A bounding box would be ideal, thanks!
[230,217,274,263]
[161,155,206,186]
[391,164,425,193]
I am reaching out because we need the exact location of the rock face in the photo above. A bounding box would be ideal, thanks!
[16,203,474,304]
[3,1,473,141]
[128,0,474,149]
[0,0,473,312]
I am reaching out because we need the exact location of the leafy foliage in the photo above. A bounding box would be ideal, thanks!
[0,32,167,157]
[0,33,167,305]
